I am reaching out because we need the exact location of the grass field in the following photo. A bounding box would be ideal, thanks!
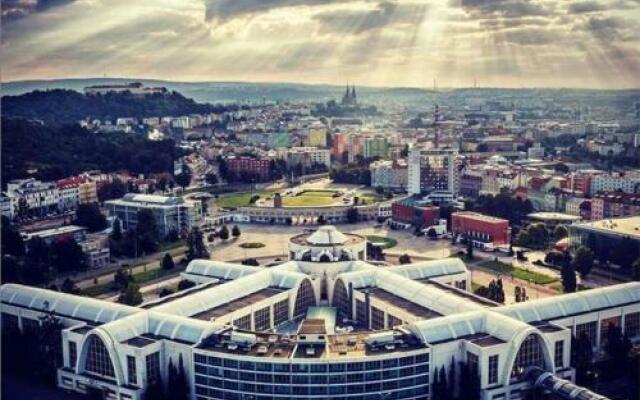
[239,242,266,249]
[366,235,398,249]
[478,260,557,285]
[215,190,277,208]
[282,190,338,207]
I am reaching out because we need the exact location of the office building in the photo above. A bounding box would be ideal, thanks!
[363,136,389,159]
[370,160,408,191]
[408,149,459,196]
[105,194,202,238]
[451,212,510,248]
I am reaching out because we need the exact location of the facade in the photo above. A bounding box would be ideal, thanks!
[306,125,327,148]
[408,149,459,196]
[1,226,638,400]
[590,173,640,195]
[363,136,389,159]
[370,160,408,191]
[269,131,290,149]
[391,198,439,228]
[225,157,272,182]
[280,147,331,169]
[236,202,392,225]
[6,178,61,217]
[25,225,88,245]
[460,174,482,198]
[590,192,640,219]
[451,212,510,247]
[105,194,202,238]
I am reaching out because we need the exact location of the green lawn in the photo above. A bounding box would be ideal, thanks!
[366,235,398,249]
[478,260,557,285]
[215,190,277,208]
[239,242,266,249]
[283,195,336,207]
[359,193,385,205]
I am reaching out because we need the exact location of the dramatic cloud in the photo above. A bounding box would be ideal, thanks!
[1,0,639,88]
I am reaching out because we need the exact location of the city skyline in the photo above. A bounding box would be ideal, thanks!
[2,0,640,89]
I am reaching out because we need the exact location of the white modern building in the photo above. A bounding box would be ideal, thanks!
[1,226,636,400]
[407,149,459,196]
[370,160,408,191]
[105,194,202,238]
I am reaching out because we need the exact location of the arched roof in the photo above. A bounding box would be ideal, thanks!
[184,259,261,280]
[497,282,640,323]
[389,258,467,280]
[306,225,348,245]
[0,284,139,324]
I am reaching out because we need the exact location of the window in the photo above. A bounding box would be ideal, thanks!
[233,314,251,330]
[467,352,479,377]
[127,355,137,385]
[273,299,289,326]
[600,316,621,347]
[488,355,499,385]
[333,280,351,321]
[294,279,316,317]
[387,315,403,329]
[371,307,385,330]
[575,321,597,347]
[146,352,160,384]
[356,299,367,326]
[254,307,271,331]
[85,336,115,378]
[554,341,564,369]
[625,312,640,337]
[68,341,77,368]
[510,335,545,381]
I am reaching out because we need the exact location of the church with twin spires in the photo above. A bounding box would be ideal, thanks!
[341,83,357,106]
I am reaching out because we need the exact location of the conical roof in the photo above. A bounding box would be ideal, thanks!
[306,225,348,246]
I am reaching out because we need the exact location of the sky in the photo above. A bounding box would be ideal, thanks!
[2,0,640,89]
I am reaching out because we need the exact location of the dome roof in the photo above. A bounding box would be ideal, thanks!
[306,225,348,246]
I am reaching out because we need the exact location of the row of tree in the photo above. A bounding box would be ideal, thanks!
[432,358,480,400]
[144,355,190,400]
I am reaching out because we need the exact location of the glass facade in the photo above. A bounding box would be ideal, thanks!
[599,316,621,347]
[193,352,430,400]
[387,315,403,329]
[554,341,564,369]
[371,307,385,330]
[333,280,350,322]
[146,352,161,384]
[254,307,271,332]
[294,280,316,318]
[575,321,597,347]
[510,335,545,381]
[85,335,115,378]
[488,355,498,385]
[127,355,138,385]
[234,315,251,331]
[273,299,289,327]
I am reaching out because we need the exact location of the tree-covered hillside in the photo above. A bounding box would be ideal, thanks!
[1,89,233,125]
[1,118,178,183]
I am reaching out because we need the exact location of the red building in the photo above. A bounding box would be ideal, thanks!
[225,157,271,182]
[451,212,510,246]
[391,198,439,227]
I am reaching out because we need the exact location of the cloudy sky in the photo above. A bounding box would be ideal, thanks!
[2,0,640,88]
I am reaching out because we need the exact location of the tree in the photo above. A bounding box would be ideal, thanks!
[118,282,143,305]
[219,225,230,240]
[161,253,175,270]
[113,268,132,290]
[144,374,165,400]
[159,288,173,298]
[605,324,632,369]
[204,173,218,185]
[177,280,196,291]
[97,179,127,203]
[399,254,412,264]
[135,209,159,253]
[241,258,260,266]
[232,225,241,238]
[60,278,80,294]
[632,257,640,281]
[1,216,25,257]
[317,215,326,225]
[52,239,87,273]
[35,309,64,384]
[175,169,191,189]
[554,224,568,241]
[448,357,456,398]
[572,246,594,277]
[75,203,107,232]
[561,261,577,293]
[346,207,359,224]
[187,227,209,260]
[111,218,123,240]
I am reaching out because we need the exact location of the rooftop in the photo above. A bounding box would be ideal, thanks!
[453,211,509,224]
[364,287,442,320]
[527,212,582,222]
[191,287,285,321]
[571,216,640,239]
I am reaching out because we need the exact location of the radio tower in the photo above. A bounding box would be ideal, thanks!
[433,104,442,149]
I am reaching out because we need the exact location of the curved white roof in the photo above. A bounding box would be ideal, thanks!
[0,284,139,324]
[497,282,640,323]
[390,258,467,280]
[184,259,261,280]
[306,225,348,245]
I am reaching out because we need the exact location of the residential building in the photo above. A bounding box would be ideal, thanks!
[281,147,331,169]
[105,194,202,238]
[6,178,61,217]
[590,172,640,195]
[225,156,272,182]
[306,124,327,148]
[363,136,389,159]
[370,160,408,191]
[408,148,459,195]
[590,192,640,219]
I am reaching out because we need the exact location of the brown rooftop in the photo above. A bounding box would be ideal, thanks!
[298,319,327,335]
[192,287,285,321]
[365,288,441,319]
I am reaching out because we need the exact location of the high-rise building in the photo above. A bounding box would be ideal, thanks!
[363,136,389,159]
[408,148,459,195]
[306,124,327,148]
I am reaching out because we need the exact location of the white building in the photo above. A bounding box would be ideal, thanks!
[6,178,61,217]
[279,147,331,169]
[408,148,459,196]
[370,160,408,191]
[590,173,640,195]
[1,226,637,400]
